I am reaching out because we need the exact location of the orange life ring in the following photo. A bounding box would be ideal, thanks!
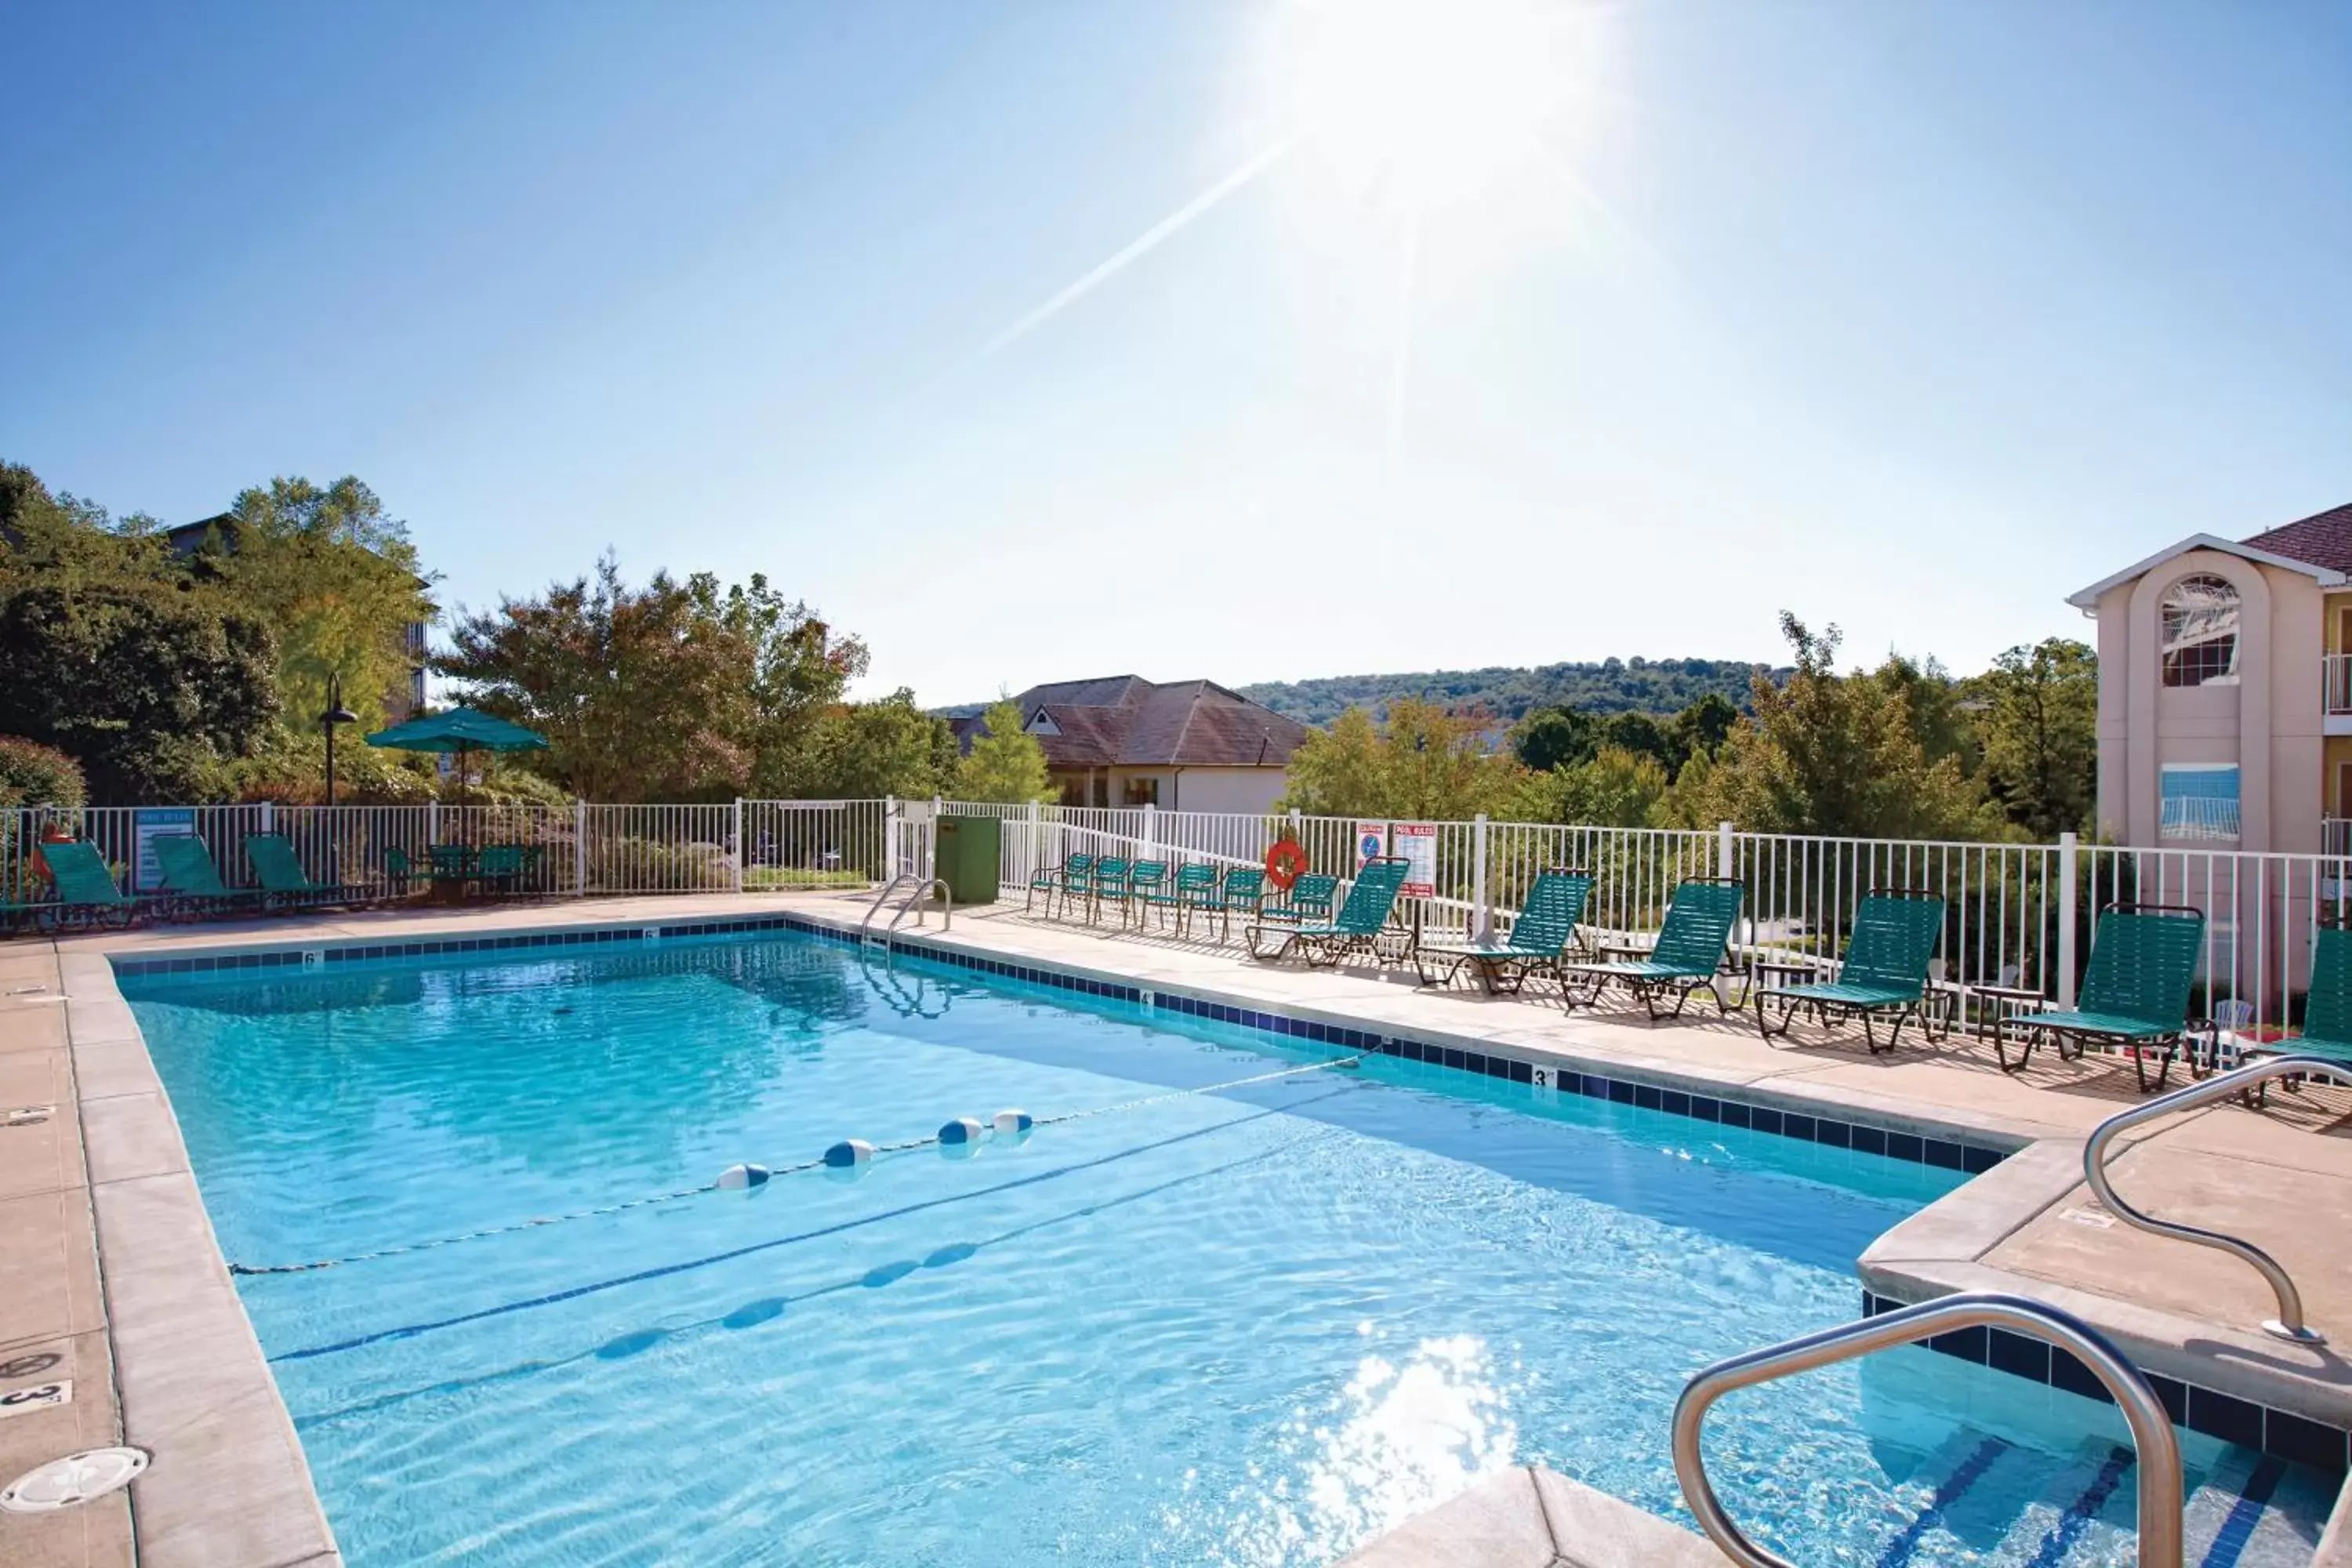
[1265,839,1309,891]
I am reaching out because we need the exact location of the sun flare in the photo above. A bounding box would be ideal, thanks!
[1286,0,1602,209]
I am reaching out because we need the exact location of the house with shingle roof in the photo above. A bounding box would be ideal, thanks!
[2067,501,2352,852]
[951,675,1309,813]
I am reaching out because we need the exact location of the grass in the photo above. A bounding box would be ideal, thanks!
[744,867,870,891]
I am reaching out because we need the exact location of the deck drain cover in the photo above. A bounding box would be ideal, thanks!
[0,1446,149,1512]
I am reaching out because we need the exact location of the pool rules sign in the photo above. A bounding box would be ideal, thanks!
[1359,821,1437,898]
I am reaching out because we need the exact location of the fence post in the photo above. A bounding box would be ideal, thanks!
[428,800,441,848]
[1143,801,1156,855]
[1027,799,1042,887]
[572,800,587,895]
[2057,831,2079,1008]
[885,796,900,879]
[1717,820,1735,880]
[260,800,274,834]
[930,796,942,880]
[1472,813,1491,942]
[732,797,746,894]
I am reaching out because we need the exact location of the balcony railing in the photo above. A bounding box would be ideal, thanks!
[2157,795,2240,841]
[2325,653,2352,717]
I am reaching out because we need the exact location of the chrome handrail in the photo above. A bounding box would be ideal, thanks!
[859,873,921,945]
[886,877,952,937]
[2085,1052,2352,1345]
[1674,1291,2183,1568]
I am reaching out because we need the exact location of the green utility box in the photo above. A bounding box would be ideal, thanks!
[933,813,1002,906]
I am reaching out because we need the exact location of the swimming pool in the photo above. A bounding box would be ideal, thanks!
[122,930,2335,1566]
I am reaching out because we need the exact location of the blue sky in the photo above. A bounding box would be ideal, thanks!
[5,0,2347,704]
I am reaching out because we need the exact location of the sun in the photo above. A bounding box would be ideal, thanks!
[1284,0,1601,211]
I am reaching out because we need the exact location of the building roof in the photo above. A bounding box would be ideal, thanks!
[955,675,1309,770]
[2241,502,2352,576]
[2065,508,2352,611]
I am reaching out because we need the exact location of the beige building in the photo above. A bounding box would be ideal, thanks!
[951,675,1309,814]
[2069,501,2352,854]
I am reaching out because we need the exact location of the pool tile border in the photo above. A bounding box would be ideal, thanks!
[1861,1289,2351,1474]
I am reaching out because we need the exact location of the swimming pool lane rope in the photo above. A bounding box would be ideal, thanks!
[225,1052,1363,1277]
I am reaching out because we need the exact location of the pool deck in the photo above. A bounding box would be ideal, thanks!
[12,887,2352,1565]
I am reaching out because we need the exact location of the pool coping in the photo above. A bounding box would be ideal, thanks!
[56,947,342,1568]
[73,897,2352,1559]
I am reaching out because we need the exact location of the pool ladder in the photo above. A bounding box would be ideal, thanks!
[1674,1292,2185,1568]
[860,873,951,960]
[1675,1051,2352,1567]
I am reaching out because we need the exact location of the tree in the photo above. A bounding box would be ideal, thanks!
[200,476,439,731]
[1973,637,2097,839]
[1283,699,1534,818]
[441,557,867,803]
[1675,614,1998,840]
[1669,692,1738,768]
[1512,706,1595,773]
[0,584,278,803]
[1595,710,1675,772]
[1544,745,1669,828]
[794,690,959,800]
[955,699,1050,803]
[0,462,169,590]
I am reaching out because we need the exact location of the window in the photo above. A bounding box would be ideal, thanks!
[2160,574,2240,688]
[2159,764,2240,840]
[1122,776,1160,807]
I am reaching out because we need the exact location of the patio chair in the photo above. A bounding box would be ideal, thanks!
[1414,868,1594,995]
[1559,877,1745,1022]
[428,843,477,894]
[34,841,151,930]
[1108,860,1167,927]
[246,833,368,910]
[1994,902,2205,1092]
[1753,888,1947,1054]
[474,843,527,896]
[1247,858,1410,968]
[1162,863,1219,935]
[1207,866,1265,942]
[381,847,425,898]
[1025,851,1093,917]
[1258,872,1339,929]
[1086,857,1133,925]
[2229,925,2352,1105]
[153,833,270,919]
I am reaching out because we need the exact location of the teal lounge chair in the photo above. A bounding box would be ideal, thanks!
[475,843,527,895]
[246,833,365,909]
[382,846,423,897]
[1026,851,1094,917]
[1248,858,1410,968]
[1258,872,1339,928]
[1754,888,1947,1054]
[1559,877,1745,1021]
[35,841,149,930]
[1207,866,1265,942]
[153,833,270,919]
[2226,924,2352,1105]
[1415,868,1594,995]
[1994,902,2205,1092]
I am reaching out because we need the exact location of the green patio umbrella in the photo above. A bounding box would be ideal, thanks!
[365,706,549,787]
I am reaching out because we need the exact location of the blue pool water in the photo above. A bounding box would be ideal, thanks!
[122,933,2335,1566]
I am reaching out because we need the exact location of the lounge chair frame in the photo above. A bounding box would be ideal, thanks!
[1753,887,1950,1054]
[1414,867,1593,994]
[1559,877,1746,1022]
[1994,902,2206,1093]
[1247,858,1410,968]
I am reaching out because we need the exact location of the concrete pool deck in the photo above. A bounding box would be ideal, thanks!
[11,887,2352,1564]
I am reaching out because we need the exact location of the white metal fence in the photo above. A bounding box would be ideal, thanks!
[13,793,2352,1047]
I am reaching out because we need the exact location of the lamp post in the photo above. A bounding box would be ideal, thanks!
[319,674,359,808]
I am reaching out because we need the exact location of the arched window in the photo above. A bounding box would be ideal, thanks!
[2160,574,2240,688]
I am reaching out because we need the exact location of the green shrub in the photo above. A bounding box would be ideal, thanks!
[0,735,87,811]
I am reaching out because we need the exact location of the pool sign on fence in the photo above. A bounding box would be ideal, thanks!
[1356,822,1386,870]
[131,808,195,892]
[1392,822,1438,898]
